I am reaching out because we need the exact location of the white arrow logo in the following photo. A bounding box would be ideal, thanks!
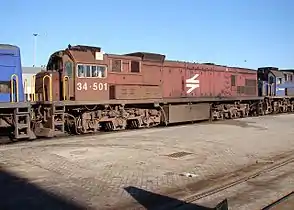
[186,74,200,94]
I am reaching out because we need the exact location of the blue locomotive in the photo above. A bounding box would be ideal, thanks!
[258,67,294,97]
[0,44,25,102]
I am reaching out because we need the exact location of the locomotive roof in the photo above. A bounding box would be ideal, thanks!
[281,69,294,72]
[0,44,20,57]
[0,44,19,50]
[270,70,284,77]
[124,52,166,63]
[47,45,280,72]
[67,44,101,52]
[165,60,256,71]
[48,45,102,58]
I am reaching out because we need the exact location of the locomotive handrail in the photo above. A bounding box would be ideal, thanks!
[24,78,28,101]
[63,75,69,100]
[267,83,275,96]
[42,74,52,101]
[32,75,36,101]
[10,74,19,103]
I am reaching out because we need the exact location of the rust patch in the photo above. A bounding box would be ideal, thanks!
[166,151,193,158]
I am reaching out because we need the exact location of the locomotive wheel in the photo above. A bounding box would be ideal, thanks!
[128,119,140,129]
[106,122,115,131]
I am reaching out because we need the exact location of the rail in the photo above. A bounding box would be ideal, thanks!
[262,191,294,209]
[10,74,19,103]
[63,76,69,100]
[42,74,52,101]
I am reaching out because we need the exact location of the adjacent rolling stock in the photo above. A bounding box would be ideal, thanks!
[257,67,294,97]
[1,44,294,141]
[0,44,25,102]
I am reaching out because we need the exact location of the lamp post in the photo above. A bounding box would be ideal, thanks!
[33,33,38,67]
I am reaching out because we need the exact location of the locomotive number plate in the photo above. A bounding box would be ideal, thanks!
[76,82,107,91]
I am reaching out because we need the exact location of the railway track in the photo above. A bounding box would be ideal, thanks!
[262,191,294,210]
[1,111,293,146]
[170,152,294,210]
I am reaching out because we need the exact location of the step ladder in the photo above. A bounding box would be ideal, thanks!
[13,106,31,139]
[51,103,65,136]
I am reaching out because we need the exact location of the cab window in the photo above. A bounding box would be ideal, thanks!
[77,64,107,78]
[64,61,73,77]
[0,81,10,93]
[77,65,86,77]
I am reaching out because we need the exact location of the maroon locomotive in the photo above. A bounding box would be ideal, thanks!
[33,45,261,136]
[37,45,257,100]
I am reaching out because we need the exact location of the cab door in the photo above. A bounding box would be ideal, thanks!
[62,61,74,100]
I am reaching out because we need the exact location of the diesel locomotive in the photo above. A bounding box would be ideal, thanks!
[1,44,294,140]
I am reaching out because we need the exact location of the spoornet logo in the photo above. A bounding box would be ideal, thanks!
[186,74,200,94]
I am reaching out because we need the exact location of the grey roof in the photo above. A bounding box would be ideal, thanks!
[270,70,284,78]
[0,44,19,50]
[22,67,43,74]
[281,69,294,72]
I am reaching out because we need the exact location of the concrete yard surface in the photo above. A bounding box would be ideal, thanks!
[1,114,294,209]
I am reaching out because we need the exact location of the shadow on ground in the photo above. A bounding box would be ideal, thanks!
[124,186,228,210]
[0,168,90,210]
[213,119,267,130]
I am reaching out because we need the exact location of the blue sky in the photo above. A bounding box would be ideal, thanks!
[1,0,293,69]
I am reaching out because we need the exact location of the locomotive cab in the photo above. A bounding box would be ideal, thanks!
[35,44,165,102]
[257,67,294,97]
[257,67,279,96]
[35,45,108,102]
[46,52,70,101]
[34,54,63,101]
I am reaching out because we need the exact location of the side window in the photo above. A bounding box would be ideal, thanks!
[77,64,107,78]
[0,81,10,93]
[92,66,106,78]
[77,65,86,77]
[65,61,73,77]
[111,59,122,72]
[91,66,97,77]
[130,61,140,73]
[231,75,236,86]
[269,76,274,84]
[86,65,91,77]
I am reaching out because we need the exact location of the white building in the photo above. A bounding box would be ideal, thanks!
[22,67,43,101]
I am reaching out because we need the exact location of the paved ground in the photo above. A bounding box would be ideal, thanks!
[0,114,294,209]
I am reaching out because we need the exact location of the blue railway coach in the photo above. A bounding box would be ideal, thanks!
[0,44,25,102]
